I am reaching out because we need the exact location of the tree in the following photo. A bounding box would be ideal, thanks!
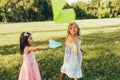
[33,0,53,21]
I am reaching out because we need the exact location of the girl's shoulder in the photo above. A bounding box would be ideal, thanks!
[73,36,80,41]
[68,35,72,39]
[24,46,29,50]
[24,46,30,54]
[67,35,74,42]
[76,36,81,40]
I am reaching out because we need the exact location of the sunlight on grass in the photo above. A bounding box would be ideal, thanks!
[0,19,120,80]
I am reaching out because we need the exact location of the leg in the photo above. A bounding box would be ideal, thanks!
[74,78,79,80]
[60,73,66,80]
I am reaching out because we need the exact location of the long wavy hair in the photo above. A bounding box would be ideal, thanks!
[20,32,31,55]
[66,22,80,44]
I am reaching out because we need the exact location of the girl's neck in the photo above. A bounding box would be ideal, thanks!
[71,34,77,37]
[71,34,80,41]
[27,44,31,47]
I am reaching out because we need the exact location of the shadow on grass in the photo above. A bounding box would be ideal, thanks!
[0,37,65,55]
[0,50,119,80]
[0,37,65,80]
[81,53,120,80]
[0,31,120,80]
[1,30,120,55]
[0,44,19,55]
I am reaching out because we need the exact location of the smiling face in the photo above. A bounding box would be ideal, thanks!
[27,35,33,46]
[69,24,78,36]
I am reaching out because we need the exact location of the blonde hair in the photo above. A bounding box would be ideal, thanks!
[66,22,80,44]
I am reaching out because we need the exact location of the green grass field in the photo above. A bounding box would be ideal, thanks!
[0,19,120,80]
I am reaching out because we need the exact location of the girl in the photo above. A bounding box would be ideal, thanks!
[18,32,50,80]
[60,22,83,80]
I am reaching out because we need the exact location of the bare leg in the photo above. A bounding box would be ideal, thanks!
[60,73,66,80]
[74,78,79,80]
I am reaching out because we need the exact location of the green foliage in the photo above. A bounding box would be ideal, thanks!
[0,0,52,22]
[71,0,120,19]
[71,2,97,19]
[0,0,7,7]
[0,0,120,21]
[89,0,120,18]
[33,0,53,21]
[0,20,120,80]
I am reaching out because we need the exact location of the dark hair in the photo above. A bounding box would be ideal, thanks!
[20,32,31,55]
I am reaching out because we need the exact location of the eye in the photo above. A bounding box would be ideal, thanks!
[73,26,76,28]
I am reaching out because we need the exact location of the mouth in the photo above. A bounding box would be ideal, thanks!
[73,33,76,35]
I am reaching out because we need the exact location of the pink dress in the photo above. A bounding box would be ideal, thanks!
[18,51,41,80]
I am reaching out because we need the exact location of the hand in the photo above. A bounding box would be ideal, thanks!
[80,48,85,54]
[48,44,50,48]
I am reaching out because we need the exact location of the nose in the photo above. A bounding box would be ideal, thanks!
[31,39,33,42]
[72,28,75,31]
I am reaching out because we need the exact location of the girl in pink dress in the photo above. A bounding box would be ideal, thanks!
[18,32,50,80]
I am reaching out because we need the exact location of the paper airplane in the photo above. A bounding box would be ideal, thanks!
[49,39,62,48]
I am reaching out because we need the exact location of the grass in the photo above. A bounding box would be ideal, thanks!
[0,19,120,80]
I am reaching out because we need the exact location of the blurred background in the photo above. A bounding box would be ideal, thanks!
[0,0,120,80]
[0,0,120,23]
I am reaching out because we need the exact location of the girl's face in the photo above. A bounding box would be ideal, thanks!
[69,24,78,36]
[28,35,33,46]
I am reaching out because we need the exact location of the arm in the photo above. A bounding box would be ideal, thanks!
[68,36,77,47]
[29,45,49,51]
[68,36,78,55]
[25,45,50,54]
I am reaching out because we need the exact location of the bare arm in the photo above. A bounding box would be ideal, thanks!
[29,45,49,51]
[24,45,50,54]
[68,36,77,47]
[68,36,78,55]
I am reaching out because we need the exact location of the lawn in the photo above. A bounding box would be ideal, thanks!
[0,18,120,80]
